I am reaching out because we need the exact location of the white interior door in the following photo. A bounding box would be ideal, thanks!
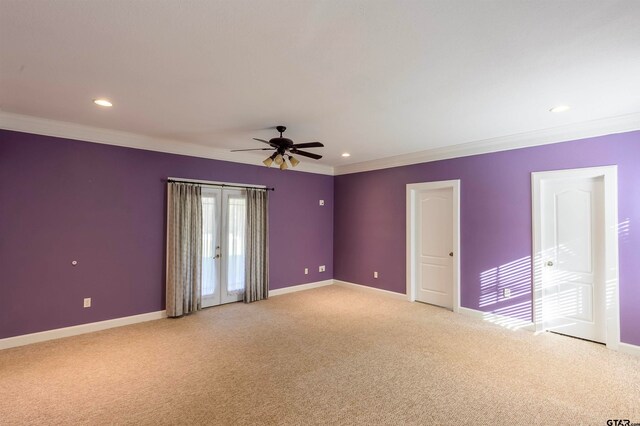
[201,187,246,307]
[540,176,605,342]
[416,187,454,309]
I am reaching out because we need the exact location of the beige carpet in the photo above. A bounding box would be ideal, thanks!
[1,286,639,425]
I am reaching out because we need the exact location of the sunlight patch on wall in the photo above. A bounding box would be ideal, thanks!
[479,256,532,308]
[618,218,630,243]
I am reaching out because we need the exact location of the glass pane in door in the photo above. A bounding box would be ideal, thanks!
[225,195,246,295]
[201,193,219,305]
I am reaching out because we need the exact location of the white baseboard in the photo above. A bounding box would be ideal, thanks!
[457,308,639,357]
[0,310,167,351]
[333,280,408,301]
[619,342,640,357]
[458,306,536,331]
[268,279,334,297]
[5,287,635,358]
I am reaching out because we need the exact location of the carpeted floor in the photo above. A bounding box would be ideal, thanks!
[1,285,638,425]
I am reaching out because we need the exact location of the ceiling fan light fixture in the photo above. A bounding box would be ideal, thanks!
[237,126,324,168]
[263,152,277,167]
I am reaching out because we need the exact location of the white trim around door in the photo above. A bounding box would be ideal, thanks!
[406,180,461,312]
[532,165,620,350]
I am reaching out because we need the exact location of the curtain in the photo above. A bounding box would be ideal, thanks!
[244,188,269,303]
[166,183,203,317]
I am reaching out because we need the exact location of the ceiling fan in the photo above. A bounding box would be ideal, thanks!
[231,126,324,170]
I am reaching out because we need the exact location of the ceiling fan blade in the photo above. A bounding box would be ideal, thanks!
[291,142,324,149]
[291,149,322,160]
[253,138,277,147]
[231,148,273,152]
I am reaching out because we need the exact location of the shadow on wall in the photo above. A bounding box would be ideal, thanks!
[534,219,629,333]
[480,256,532,323]
[467,217,632,331]
[618,218,631,243]
[486,216,632,332]
[476,252,591,330]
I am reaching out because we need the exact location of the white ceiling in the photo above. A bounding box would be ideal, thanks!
[1,0,639,170]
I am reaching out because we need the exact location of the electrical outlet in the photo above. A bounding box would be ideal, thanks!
[304,268,308,275]
[319,265,326,272]
[83,297,91,308]
[503,288,511,298]
[374,271,378,278]
[319,200,325,206]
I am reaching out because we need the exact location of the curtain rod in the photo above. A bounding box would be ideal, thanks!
[167,179,274,191]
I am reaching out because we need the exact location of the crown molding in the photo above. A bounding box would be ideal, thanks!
[334,113,640,175]
[3,111,639,177]
[0,111,335,176]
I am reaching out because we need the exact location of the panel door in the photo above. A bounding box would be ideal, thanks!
[540,176,605,342]
[416,188,454,309]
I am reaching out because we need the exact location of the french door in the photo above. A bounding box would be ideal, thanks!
[201,187,247,307]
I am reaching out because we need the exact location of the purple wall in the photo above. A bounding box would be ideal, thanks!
[0,130,333,339]
[334,131,640,346]
[2,128,639,347]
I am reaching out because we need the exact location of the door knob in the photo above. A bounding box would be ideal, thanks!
[449,252,453,257]
[546,260,554,266]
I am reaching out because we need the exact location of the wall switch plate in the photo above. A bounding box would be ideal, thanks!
[319,265,326,272]
[83,297,91,308]
[374,271,378,278]
[304,268,308,275]
[319,200,325,206]
[503,288,511,298]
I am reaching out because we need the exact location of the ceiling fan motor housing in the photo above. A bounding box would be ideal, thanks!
[271,137,293,147]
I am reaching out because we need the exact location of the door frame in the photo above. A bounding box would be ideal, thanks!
[406,180,461,311]
[531,165,620,350]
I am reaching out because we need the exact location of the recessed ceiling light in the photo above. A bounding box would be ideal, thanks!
[549,105,570,113]
[93,99,113,107]
[341,153,351,157]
